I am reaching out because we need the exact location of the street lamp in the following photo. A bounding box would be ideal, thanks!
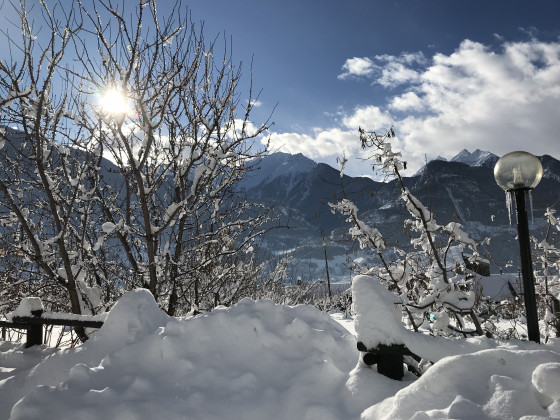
[494,151,543,343]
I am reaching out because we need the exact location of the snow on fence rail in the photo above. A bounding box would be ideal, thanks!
[0,297,105,348]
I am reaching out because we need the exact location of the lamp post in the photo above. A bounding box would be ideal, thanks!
[494,151,543,343]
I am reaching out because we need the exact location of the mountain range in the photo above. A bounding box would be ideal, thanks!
[243,149,560,286]
[1,123,558,292]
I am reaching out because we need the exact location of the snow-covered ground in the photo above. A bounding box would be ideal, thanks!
[0,288,559,420]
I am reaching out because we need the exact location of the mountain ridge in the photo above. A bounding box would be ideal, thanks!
[1,125,558,284]
[245,149,560,281]
[451,149,499,168]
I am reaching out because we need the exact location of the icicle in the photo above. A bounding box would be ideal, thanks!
[505,191,512,225]
[529,190,534,225]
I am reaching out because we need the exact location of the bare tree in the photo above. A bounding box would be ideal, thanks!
[0,0,273,331]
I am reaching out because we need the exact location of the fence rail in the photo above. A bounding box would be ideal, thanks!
[0,306,104,348]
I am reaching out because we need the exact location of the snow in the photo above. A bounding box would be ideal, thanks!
[39,312,107,323]
[1,287,559,420]
[413,149,498,175]
[363,348,560,419]
[451,149,498,168]
[101,221,116,234]
[1,290,356,419]
[240,152,317,190]
[10,297,44,318]
[353,275,404,348]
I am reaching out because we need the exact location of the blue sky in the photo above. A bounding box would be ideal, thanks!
[181,0,560,176]
[2,1,559,177]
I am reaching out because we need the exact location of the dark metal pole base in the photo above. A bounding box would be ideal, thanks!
[514,189,540,344]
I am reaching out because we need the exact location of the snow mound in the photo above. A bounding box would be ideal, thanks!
[93,288,170,346]
[7,293,356,420]
[353,275,403,348]
[348,274,560,419]
[352,275,490,362]
[10,297,44,318]
[363,348,560,420]
[2,287,560,419]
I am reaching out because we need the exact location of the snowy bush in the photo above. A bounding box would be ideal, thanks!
[331,128,486,337]
[534,207,560,340]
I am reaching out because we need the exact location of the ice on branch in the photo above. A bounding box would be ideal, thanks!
[0,86,33,108]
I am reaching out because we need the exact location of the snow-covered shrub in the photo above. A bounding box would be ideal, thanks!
[534,207,560,340]
[331,128,485,337]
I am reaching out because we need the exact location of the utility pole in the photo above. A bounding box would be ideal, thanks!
[322,231,332,299]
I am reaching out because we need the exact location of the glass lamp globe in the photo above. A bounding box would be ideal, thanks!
[494,151,543,191]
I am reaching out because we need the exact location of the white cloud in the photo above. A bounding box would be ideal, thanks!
[267,128,358,159]
[377,62,420,87]
[352,39,560,174]
[375,52,427,65]
[265,127,381,177]
[338,57,375,80]
[338,52,427,87]
[393,39,560,170]
[389,92,424,112]
[373,52,426,87]
[233,119,262,137]
[272,38,560,178]
[341,105,394,131]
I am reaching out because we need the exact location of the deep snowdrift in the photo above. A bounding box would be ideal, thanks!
[0,289,559,419]
[1,290,357,420]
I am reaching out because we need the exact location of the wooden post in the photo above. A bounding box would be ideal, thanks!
[358,342,409,380]
[377,350,404,380]
[25,309,44,348]
[322,232,332,299]
[553,298,560,338]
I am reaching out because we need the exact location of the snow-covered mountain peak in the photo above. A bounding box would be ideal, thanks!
[451,149,498,168]
[240,152,317,190]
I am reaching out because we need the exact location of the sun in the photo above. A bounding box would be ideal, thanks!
[99,87,129,115]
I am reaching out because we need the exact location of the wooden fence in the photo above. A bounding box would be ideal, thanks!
[0,306,104,348]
